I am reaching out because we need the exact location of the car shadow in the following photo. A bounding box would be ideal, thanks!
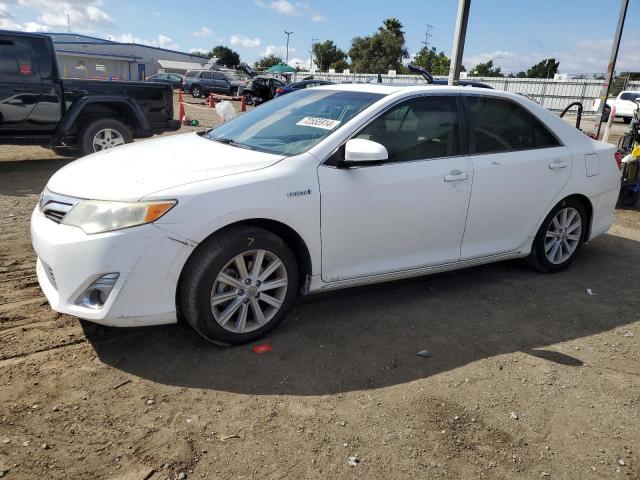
[0,159,75,197]
[84,231,637,396]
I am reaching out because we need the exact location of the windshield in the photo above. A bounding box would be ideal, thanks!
[206,89,384,156]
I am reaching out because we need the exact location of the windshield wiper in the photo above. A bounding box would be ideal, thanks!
[211,137,254,150]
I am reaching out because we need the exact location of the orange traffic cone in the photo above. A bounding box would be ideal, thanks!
[241,95,246,112]
[209,93,215,108]
[177,89,185,123]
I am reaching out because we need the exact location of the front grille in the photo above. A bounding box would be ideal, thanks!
[39,189,79,224]
[42,261,57,290]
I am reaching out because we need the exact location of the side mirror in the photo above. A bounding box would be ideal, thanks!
[342,139,388,167]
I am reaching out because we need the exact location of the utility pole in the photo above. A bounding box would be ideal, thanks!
[421,24,433,50]
[284,31,293,64]
[448,0,471,86]
[592,0,629,139]
[66,14,71,33]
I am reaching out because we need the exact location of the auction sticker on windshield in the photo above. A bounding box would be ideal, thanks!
[296,117,341,130]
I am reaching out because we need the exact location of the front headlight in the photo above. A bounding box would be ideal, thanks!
[61,200,176,234]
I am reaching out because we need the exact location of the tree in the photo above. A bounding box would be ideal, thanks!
[526,58,560,78]
[516,71,527,78]
[413,47,450,76]
[348,18,408,73]
[312,40,347,72]
[208,46,240,67]
[330,59,350,72]
[254,54,283,69]
[470,60,503,77]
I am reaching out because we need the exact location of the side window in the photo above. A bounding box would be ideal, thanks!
[355,96,460,162]
[466,96,559,154]
[212,72,225,81]
[0,39,36,79]
[201,71,213,80]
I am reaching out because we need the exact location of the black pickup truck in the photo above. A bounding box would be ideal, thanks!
[0,30,180,156]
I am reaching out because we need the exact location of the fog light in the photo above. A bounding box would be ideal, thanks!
[76,273,119,310]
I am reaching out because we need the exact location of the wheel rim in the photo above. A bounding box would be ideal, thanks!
[193,87,200,97]
[210,249,288,333]
[92,128,125,151]
[544,207,582,264]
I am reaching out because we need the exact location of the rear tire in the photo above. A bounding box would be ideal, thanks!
[180,226,298,345]
[527,198,587,273]
[78,118,132,156]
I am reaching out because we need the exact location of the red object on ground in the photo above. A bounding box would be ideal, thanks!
[177,89,185,124]
[252,344,272,354]
[241,95,246,112]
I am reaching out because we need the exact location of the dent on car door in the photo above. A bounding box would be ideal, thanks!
[460,95,572,259]
[318,95,473,282]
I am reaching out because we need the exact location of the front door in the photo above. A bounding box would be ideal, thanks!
[319,95,473,282]
[460,95,573,259]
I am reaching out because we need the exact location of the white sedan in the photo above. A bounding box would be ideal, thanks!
[31,84,620,344]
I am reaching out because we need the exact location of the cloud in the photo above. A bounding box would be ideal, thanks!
[255,0,326,21]
[106,33,180,50]
[3,0,113,33]
[193,26,212,38]
[230,34,261,48]
[264,44,297,57]
[0,2,14,18]
[0,18,50,31]
[255,0,297,15]
[287,56,311,68]
[463,37,640,74]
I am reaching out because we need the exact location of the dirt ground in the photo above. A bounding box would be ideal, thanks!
[0,98,638,479]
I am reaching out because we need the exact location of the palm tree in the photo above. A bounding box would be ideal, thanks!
[382,18,404,40]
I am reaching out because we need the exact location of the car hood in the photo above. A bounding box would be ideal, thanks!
[46,132,284,201]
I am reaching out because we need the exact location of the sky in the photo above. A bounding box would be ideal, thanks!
[1,0,639,74]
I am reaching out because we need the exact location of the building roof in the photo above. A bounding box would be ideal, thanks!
[45,32,208,59]
[56,49,141,61]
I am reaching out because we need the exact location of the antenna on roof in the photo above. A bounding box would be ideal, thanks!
[422,24,433,50]
[66,13,71,33]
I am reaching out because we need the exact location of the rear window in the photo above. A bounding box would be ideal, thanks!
[620,92,640,101]
[0,39,36,79]
[466,96,559,154]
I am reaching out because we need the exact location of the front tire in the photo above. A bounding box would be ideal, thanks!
[191,85,202,98]
[527,198,587,273]
[180,226,298,345]
[78,118,132,156]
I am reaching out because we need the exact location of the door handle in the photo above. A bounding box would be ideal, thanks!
[444,170,469,182]
[549,159,569,169]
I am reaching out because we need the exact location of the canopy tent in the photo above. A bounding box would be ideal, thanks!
[265,62,296,73]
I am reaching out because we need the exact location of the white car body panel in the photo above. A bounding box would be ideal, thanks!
[30,84,621,327]
[593,91,640,119]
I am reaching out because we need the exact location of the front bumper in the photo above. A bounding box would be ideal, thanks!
[31,207,194,327]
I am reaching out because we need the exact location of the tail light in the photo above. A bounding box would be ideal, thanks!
[275,87,284,94]
[615,151,623,169]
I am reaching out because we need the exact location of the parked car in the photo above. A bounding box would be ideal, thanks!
[594,90,640,123]
[237,76,285,105]
[32,84,620,345]
[146,72,184,89]
[182,69,244,98]
[273,79,334,98]
[0,30,180,156]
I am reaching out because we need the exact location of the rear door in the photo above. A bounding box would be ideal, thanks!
[212,72,227,93]
[460,95,572,259]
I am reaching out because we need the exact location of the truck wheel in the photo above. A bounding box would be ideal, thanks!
[79,118,133,156]
[191,85,202,98]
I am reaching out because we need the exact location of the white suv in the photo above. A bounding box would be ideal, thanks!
[31,84,620,344]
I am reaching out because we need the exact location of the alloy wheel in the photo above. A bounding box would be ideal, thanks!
[210,249,288,333]
[544,207,582,264]
[92,128,125,151]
